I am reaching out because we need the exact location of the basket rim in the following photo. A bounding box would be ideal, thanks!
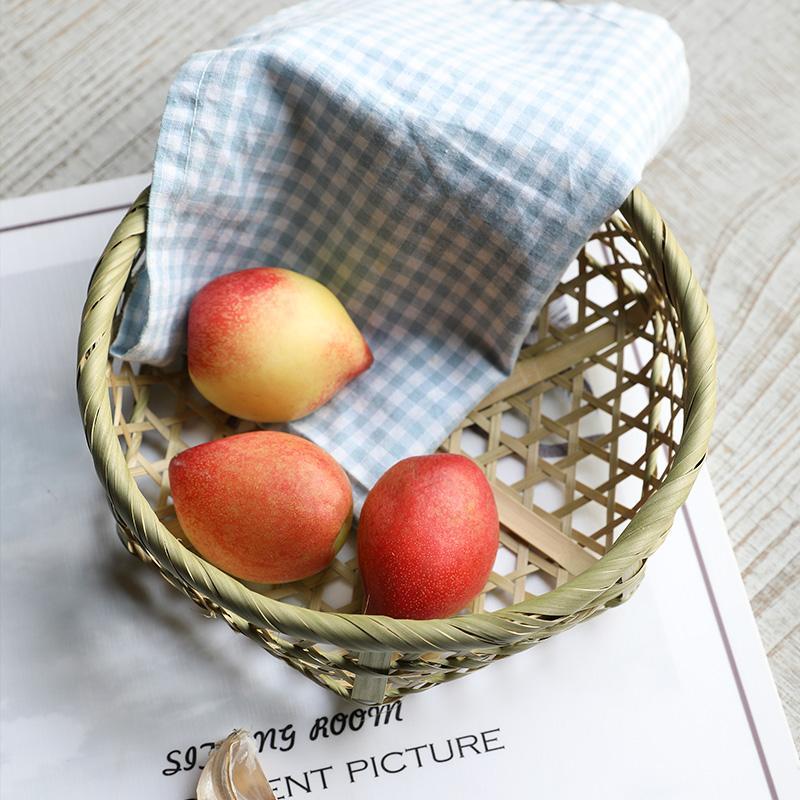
[77,186,716,653]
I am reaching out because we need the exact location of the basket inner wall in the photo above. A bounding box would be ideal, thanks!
[108,216,688,699]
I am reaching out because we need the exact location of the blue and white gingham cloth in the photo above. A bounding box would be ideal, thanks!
[113,0,688,498]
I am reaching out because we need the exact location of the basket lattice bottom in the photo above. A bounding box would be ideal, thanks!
[107,214,687,702]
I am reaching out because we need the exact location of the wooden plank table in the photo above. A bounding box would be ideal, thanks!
[3,0,797,748]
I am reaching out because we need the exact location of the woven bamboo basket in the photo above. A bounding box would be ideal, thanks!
[77,186,716,705]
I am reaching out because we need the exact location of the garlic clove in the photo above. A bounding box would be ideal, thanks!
[197,730,275,800]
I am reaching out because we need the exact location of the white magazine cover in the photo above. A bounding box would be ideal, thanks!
[0,176,798,799]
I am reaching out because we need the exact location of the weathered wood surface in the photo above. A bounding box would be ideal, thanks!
[2,0,798,745]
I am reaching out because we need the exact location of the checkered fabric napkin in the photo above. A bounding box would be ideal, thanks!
[112,0,688,499]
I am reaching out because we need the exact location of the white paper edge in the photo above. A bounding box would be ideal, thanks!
[681,468,800,795]
[0,173,150,231]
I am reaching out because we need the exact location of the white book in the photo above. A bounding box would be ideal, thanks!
[1,177,797,799]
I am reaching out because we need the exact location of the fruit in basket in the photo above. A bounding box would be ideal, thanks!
[168,431,352,584]
[187,267,373,422]
[357,454,499,619]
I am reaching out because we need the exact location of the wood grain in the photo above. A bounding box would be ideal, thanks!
[2,0,798,746]
[634,0,800,750]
